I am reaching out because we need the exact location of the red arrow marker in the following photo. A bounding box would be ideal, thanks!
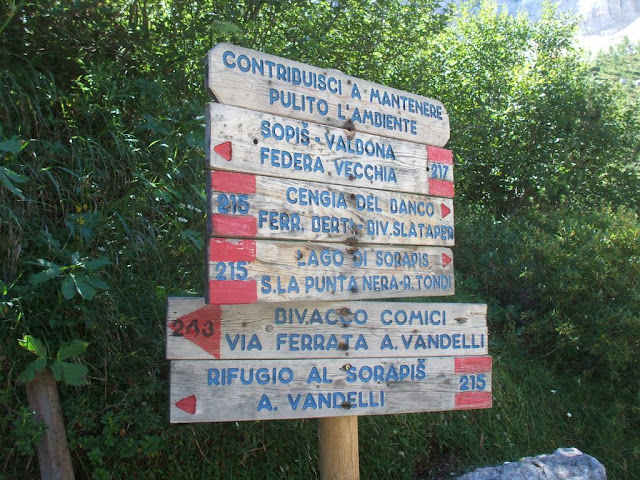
[214,141,232,161]
[441,203,451,218]
[168,304,222,358]
[175,395,197,414]
[442,253,452,267]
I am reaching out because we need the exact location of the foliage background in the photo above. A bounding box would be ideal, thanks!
[1,0,639,479]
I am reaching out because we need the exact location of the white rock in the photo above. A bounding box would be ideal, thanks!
[456,448,606,480]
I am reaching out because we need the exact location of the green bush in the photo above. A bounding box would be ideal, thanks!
[456,204,640,387]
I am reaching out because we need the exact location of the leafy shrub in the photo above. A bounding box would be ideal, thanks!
[456,204,640,386]
[0,7,206,476]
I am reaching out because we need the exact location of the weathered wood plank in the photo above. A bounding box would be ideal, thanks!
[207,104,454,197]
[208,172,454,246]
[169,356,492,423]
[166,297,487,360]
[205,239,454,304]
[207,44,450,146]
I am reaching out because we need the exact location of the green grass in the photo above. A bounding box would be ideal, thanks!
[426,336,640,479]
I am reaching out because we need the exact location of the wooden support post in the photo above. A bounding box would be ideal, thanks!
[318,415,359,480]
[25,367,75,480]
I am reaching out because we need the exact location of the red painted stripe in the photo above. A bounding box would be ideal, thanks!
[169,304,222,359]
[211,171,256,193]
[429,178,454,198]
[208,280,258,304]
[211,214,258,237]
[209,238,256,262]
[455,392,492,410]
[455,356,492,373]
[427,145,453,164]
[175,395,197,414]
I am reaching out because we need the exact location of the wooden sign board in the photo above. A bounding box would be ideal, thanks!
[207,44,450,147]
[207,104,454,197]
[208,171,454,246]
[170,355,492,423]
[206,239,454,304]
[166,297,488,360]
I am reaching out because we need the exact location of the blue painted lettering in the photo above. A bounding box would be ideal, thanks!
[355,194,382,212]
[287,391,385,410]
[345,359,427,383]
[366,220,389,236]
[208,367,293,386]
[325,134,395,160]
[391,222,455,241]
[261,276,271,294]
[386,333,485,350]
[389,198,435,217]
[260,120,310,145]
[286,276,299,293]
[259,147,324,173]
[351,83,361,99]
[286,187,347,208]
[380,335,393,350]
[375,251,429,268]
[369,88,444,121]
[258,210,301,232]
[276,333,370,351]
[351,107,418,135]
[333,160,397,184]
[298,248,344,267]
[311,215,355,234]
[380,309,445,326]
[415,274,453,290]
[354,335,368,350]
[273,307,368,325]
[362,274,411,292]
[269,88,329,116]
[222,50,236,68]
[306,367,332,384]
[225,334,262,351]
[257,394,273,411]
[352,250,367,267]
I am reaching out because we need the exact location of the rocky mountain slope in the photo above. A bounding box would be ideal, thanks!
[450,0,640,52]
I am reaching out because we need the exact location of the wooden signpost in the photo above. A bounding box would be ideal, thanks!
[207,44,450,147]
[167,43,491,479]
[205,238,454,304]
[166,297,488,360]
[208,171,454,245]
[207,104,454,197]
[170,355,492,423]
